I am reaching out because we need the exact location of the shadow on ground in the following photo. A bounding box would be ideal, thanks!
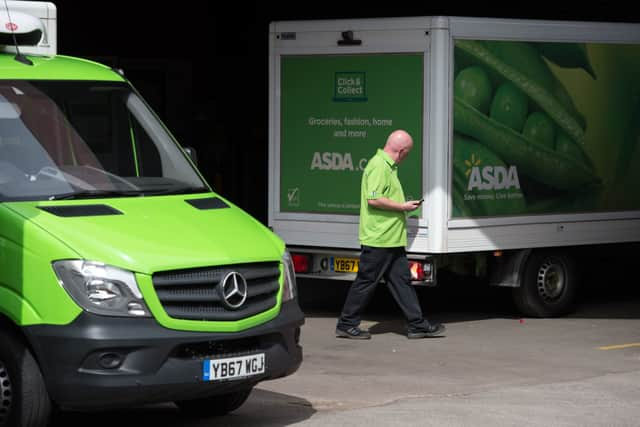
[51,389,315,426]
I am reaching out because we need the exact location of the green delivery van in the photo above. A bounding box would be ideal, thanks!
[0,2,303,426]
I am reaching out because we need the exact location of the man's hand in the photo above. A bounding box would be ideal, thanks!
[368,198,424,212]
[404,199,423,211]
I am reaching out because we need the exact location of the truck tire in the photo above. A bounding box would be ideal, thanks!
[512,250,578,317]
[175,387,252,417]
[0,330,51,427]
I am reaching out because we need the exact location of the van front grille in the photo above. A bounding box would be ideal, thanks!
[151,262,280,321]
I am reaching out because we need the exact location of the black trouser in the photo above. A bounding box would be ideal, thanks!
[337,245,425,330]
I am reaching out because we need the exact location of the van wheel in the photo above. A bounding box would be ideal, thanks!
[512,250,578,318]
[0,330,51,427]
[175,388,252,417]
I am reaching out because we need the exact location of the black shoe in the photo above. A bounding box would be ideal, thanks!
[407,323,445,339]
[336,326,371,340]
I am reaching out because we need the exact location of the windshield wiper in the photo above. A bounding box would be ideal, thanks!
[49,189,144,200]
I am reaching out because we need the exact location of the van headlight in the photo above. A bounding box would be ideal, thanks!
[281,250,298,302]
[53,260,151,317]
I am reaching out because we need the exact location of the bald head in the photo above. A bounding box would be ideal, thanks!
[383,129,413,164]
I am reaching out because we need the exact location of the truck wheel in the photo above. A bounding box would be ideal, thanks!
[175,388,252,417]
[512,250,578,317]
[0,330,51,427]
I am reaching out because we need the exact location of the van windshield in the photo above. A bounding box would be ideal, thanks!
[0,80,208,201]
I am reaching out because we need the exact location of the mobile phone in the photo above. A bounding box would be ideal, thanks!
[418,198,424,204]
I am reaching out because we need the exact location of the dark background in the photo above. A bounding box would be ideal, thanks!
[50,1,640,224]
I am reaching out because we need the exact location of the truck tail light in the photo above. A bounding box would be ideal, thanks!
[409,259,434,284]
[409,261,425,280]
[292,253,310,274]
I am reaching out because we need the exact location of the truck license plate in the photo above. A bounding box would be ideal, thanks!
[203,353,265,381]
[333,257,359,273]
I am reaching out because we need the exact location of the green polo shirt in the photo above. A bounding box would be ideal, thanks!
[359,148,407,247]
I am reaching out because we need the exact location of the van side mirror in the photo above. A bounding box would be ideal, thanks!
[183,146,198,166]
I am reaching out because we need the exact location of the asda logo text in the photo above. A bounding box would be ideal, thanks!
[467,165,520,191]
[310,152,367,171]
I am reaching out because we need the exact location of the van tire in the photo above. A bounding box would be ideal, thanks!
[512,250,578,318]
[0,330,51,427]
[175,387,252,417]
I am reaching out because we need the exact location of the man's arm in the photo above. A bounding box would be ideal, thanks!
[368,197,422,212]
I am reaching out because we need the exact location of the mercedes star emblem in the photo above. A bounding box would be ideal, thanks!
[220,271,248,309]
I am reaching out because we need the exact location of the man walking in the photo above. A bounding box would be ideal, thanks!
[335,129,445,339]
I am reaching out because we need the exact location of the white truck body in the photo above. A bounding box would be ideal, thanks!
[268,16,640,316]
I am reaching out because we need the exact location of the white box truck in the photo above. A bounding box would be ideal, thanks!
[267,16,640,317]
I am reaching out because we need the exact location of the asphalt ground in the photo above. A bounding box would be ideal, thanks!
[54,257,640,426]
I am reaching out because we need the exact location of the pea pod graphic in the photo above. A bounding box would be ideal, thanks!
[484,41,555,94]
[454,97,599,190]
[453,39,601,191]
[533,42,596,79]
[482,40,587,130]
[550,75,587,131]
[455,39,586,147]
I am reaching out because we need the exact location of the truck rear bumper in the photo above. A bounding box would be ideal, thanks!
[24,301,304,409]
[290,246,435,284]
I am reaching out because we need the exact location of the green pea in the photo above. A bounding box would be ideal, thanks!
[523,111,556,149]
[490,81,528,132]
[454,66,493,115]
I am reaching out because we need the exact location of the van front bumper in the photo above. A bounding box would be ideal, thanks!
[24,301,304,409]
